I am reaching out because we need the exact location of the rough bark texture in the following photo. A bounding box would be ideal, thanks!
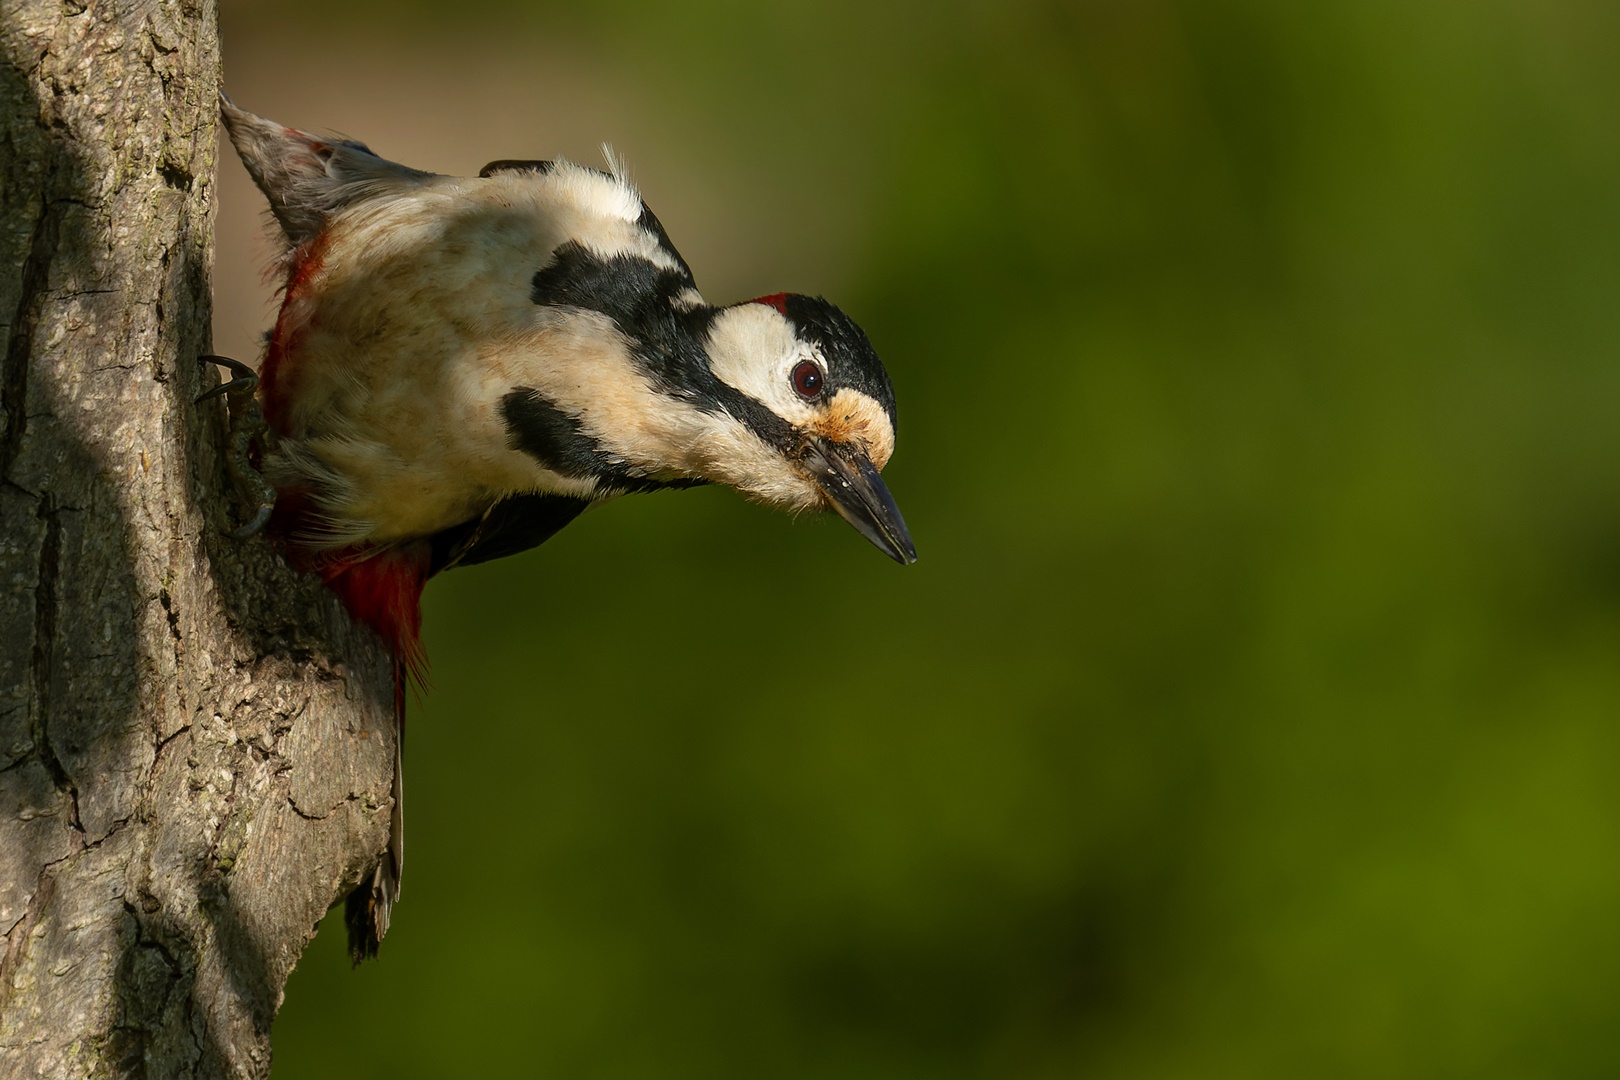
[0,2,396,1076]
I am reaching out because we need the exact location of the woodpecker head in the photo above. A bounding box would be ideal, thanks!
[691,292,916,565]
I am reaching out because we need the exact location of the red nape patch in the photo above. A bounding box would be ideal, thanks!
[321,544,433,690]
[748,292,790,314]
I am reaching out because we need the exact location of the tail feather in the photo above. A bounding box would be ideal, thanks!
[320,546,427,962]
[346,724,404,964]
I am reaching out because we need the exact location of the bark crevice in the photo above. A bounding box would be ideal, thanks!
[29,495,84,836]
[0,181,56,478]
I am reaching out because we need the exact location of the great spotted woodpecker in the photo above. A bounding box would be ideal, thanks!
[208,97,914,961]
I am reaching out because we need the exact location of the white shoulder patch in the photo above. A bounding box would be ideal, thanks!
[548,158,643,225]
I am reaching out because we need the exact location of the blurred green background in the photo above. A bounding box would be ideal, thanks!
[213,0,1620,1076]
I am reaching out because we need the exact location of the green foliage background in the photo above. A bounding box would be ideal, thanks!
[230,0,1620,1075]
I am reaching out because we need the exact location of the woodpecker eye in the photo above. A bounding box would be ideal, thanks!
[791,361,824,401]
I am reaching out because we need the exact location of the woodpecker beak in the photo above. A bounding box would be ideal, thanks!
[801,436,917,565]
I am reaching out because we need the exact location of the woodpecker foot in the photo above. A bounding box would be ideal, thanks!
[198,354,277,538]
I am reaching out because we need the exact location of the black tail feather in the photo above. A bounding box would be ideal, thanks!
[345,715,404,964]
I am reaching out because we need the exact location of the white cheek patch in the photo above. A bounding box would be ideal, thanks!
[703,304,821,425]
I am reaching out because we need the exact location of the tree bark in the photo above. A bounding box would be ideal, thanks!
[0,3,396,1076]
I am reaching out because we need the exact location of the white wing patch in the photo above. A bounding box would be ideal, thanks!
[543,159,644,230]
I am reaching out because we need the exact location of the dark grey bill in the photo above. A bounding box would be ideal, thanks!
[801,436,918,565]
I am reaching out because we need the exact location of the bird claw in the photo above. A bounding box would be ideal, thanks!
[198,355,277,537]
[197,354,260,403]
[228,504,274,540]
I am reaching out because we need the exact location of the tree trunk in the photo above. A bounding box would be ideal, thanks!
[0,3,396,1076]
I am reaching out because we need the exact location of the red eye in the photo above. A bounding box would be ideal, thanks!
[791,361,824,400]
